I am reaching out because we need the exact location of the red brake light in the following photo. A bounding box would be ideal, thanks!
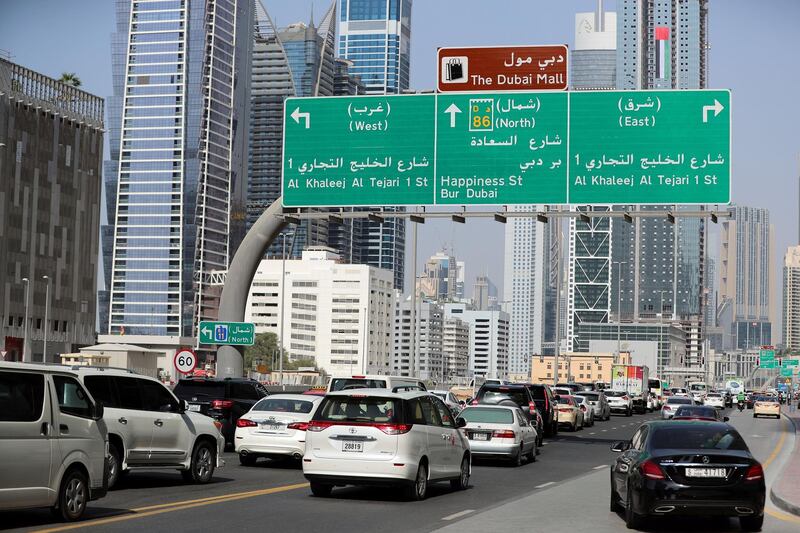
[351,375,365,379]
[580,405,587,412]
[471,399,478,405]
[307,421,334,432]
[287,422,309,431]
[745,464,764,482]
[236,418,257,428]
[529,401,536,414]
[376,423,413,435]
[211,400,234,410]
[622,396,630,401]
[640,459,666,480]
[492,430,516,439]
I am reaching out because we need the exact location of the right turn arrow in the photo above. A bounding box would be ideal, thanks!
[702,99,724,123]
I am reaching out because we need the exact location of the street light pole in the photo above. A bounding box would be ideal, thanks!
[22,277,30,362]
[43,276,50,362]
[279,234,287,389]
[613,261,628,365]
[659,290,667,377]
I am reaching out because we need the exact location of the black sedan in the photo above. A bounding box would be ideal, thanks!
[610,421,765,531]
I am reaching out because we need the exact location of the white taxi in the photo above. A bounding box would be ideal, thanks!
[235,394,323,465]
[753,396,781,419]
[302,389,471,500]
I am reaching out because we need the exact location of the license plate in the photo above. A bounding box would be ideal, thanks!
[260,423,283,431]
[685,467,726,478]
[342,441,364,453]
[188,404,201,412]
[472,433,489,441]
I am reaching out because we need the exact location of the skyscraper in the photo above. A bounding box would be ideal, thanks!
[783,246,800,351]
[104,0,253,342]
[719,206,775,349]
[416,250,458,301]
[572,2,617,90]
[338,0,413,290]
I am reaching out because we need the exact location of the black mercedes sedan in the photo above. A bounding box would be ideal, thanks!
[609,420,765,531]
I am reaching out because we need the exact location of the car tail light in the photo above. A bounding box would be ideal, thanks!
[492,430,516,439]
[471,399,479,405]
[558,407,572,412]
[211,400,234,410]
[745,464,764,482]
[351,375,365,379]
[529,401,536,414]
[213,420,223,431]
[375,423,413,435]
[580,405,587,412]
[287,422,309,431]
[640,459,666,480]
[663,405,672,410]
[236,418,257,428]
[622,396,630,401]
[307,421,334,432]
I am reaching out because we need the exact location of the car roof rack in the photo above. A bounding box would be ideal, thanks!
[70,365,140,375]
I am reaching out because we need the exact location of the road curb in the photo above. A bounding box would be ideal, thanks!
[769,412,800,518]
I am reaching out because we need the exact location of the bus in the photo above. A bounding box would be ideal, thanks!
[648,377,667,407]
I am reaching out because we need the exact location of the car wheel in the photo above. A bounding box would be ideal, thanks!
[310,482,333,497]
[610,485,622,513]
[538,431,544,447]
[451,456,470,490]
[739,514,764,532]
[184,440,215,484]
[627,408,632,417]
[405,462,428,501]
[239,452,257,466]
[107,442,122,490]
[753,413,757,418]
[625,484,644,529]
[512,444,523,466]
[526,442,537,462]
[53,468,88,522]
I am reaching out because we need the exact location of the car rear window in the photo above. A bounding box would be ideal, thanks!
[174,380,226,399]
[605,390,626,397]
[557,396,575,405]
[253,398,315,414]
[329,378,387,391]
[459,407,514,424]
[667,398,692,405]
[477,388,527,406]
[650,427,748,451]
[581,392,599,399]
[674,406,717,418]
[315,396,399,423]
[526,385,546,400]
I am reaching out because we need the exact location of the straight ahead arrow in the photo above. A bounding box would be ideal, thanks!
[702,99,724,123]
[444,103,462,128]
[291,107,310,129]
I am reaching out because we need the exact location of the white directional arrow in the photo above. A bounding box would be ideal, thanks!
[444,103,462,128]
[702,99,724,123]
[201,326,212,338]
[291,107,310,128]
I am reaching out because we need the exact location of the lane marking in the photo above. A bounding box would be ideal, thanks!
[442,509,475,521]
[759,417,800,525]
[593,465,608,470]
[589,432,596,435]
[535,482,556,489]
[601,429,607,432]
[33,482,310,533]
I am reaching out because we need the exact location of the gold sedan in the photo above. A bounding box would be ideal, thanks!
[556,395,584,432]
[753,396,780,419]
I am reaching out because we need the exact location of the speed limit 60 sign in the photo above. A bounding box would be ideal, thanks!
[174,349,198,375]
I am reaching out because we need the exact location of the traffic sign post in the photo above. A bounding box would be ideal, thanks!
[199,321,255,346]
[174,348,198,375]
[437,45,568,92]
[282,90,730,207]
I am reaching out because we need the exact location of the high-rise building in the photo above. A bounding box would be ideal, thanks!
[442,318,470,379]
[245,248,394,375]
[0,59,104,362]
[416,250,458,301]
[473,274,497,312]
[572,2,617,90]
[338,0,413,290]
[103,0,253,344]
[503,207,552,374]
[455,261,466,301]
[445,303,510,379]
[393,297,442,380]
[783,246,800,351]
[719,206,775,350]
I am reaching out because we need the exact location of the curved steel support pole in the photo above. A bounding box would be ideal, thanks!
[216,198,287,378]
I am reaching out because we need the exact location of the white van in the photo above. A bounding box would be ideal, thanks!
[0,362,108,521]
[326,374,427,393]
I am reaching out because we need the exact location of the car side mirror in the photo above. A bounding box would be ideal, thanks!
[723,416,730,422]
[456,417,467,428]
[179,399,189,413]
[92,402,104,421]
[610,441,630,452]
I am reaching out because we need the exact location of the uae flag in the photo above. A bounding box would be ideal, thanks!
[655,26,670,81]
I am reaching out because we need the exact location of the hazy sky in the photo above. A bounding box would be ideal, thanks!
[2,0,798,301]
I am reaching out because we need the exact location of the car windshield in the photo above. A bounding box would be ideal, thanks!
[328,378,387,392]
[314,396,399,423]
[605,390,626,397]
[557,396,574,405]
[674,406,718,419]
[459,407,514,424]
[174,380,226,398]
[667,398,692,405]
[650,426,748,451]
[252,398,315,414]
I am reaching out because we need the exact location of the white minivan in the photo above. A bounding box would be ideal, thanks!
[0,362,108,521]
[303,389,470,500]
[326,374,427,393]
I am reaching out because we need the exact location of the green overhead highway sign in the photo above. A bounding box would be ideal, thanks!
[785,358,800,368]
[781,366,794,377]
[199,321,255,346]
[282,90,730,207]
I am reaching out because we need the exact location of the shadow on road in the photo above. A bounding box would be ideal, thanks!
[611,510,750,532]
[0,507,132,531]
[113,473,236,490]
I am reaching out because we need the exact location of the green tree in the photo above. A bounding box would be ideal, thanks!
[58,72,82,87]
[244,332,279,370]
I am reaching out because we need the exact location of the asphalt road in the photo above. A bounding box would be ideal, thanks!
[2,407,798,533]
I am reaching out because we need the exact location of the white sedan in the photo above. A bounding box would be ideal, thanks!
[235,394,323,465]
[704,392,725,409]
[458,405,537,465]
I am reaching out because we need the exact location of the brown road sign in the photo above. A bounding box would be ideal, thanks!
[437,45,568,92]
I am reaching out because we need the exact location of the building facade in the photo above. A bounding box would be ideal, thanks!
[392,297,442,380]
[416,250,458,302]
[530,352,630,385]
[245,248,394,375]
[104,0,253,344]
[442,317,470,379]
[718,206,775,350]
[783,246,800,352]
[572,4,617,90]
[0,59,104,362]
[445,303,510,379]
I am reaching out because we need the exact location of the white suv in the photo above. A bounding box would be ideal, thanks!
[75,367,224,488]
[303,389,471,500]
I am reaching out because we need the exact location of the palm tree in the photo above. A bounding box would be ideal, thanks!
[58,72,82,88]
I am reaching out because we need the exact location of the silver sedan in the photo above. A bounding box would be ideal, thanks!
[573,394,596,427]
[457,405,538,466]
[575,391,611,421]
